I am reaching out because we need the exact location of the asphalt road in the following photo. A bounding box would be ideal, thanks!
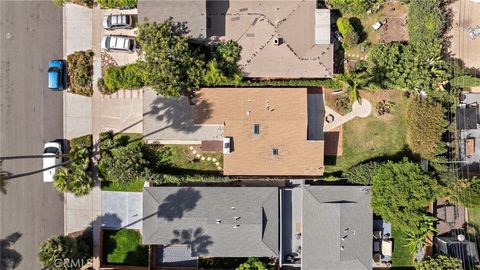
[0,1,64,269]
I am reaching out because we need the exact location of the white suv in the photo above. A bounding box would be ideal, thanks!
[43,142,63,183]
[101,35,136,53]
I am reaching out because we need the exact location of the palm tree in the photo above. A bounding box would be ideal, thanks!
[335,71,372,104]
[39,235,89,270]
[404,215,438,255]
[53,148,94,197]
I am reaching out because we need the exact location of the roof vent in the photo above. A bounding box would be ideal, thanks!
[231,206,236,210]
[234,216,241,220]
[216,219,222,224]
[341,235,347,241]
[340,246,345,251]
[246,110,251,115]
[458,234,466,241]
[273,37,282,46]
[233,224,240,229]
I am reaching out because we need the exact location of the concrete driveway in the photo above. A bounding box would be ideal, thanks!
[101,191,143,230]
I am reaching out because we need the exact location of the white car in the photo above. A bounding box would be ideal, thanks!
[43,142,63,183]
[102,14,133,30]
[101,35,135,53]
[223,137,231,154]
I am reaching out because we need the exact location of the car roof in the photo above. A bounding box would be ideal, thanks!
[48,60,63,68]
[111,14,128,25]
[109,36,132,49]
[48,69,59,89]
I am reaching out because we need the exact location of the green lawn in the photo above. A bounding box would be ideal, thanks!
[468,207,480,228]
[102,229,148,266]
[101,178,145,192]
[160,145,224,174]
[325,90,409,173]
[391,227,414,267]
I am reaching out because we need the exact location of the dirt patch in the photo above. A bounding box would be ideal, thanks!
[379,16,408,43]
[324,88,351,115]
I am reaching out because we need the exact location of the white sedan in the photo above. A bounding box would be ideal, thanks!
[43,142,63,183]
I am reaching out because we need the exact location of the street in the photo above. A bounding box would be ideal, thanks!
[0,1,65,269]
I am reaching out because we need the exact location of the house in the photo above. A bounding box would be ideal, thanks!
[142,185,373,269]
[137,0,334,78]
[435,234,480,268]
[195,88,325,176]
[142,187,279,267]
[456,92,480,171]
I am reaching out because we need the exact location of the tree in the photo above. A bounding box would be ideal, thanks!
[212,40,242,76]
[236,257,267,270]
[408,0,445,46]
[336,17,359,48]
[370,159,440,235]
[415,255,462,270]
[53,147,94,197]
[406,99,447,160]
[404,215,438,255]
[335,71,371,103]
[39,235,89,270]
[342,161,380,185]
[98,144,149,186]
[136,19,205,97]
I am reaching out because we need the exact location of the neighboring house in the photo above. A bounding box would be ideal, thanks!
[137,0,334,78]
[194,87,325,176]
[456,92,480,172]
[435,235,480,268]
[142,185,373,269]
[142,187,279,267]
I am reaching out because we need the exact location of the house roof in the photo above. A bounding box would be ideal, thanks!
[138,0,207,39]
[206,0,333,78]
[457,106,478,130]
[142,187,279,257]
[436,237,480,266]
[302,186,373,270]
[195,88,325,176]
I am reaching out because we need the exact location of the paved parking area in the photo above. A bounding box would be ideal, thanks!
[448,0,480,70]
[100,8,138,65]
[101,191,143,230]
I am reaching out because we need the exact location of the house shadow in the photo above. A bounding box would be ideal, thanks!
[1,232,23,269]
[158,188,202,221]
[206,0,230,37]
[170,227,213,256]
[144,94,212,135]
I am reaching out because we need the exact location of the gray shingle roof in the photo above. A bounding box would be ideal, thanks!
[138,0,206,39]
[302,186,372,270]
[142,187,278,257]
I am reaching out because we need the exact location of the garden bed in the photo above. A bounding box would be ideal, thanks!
[67,50,94,97]
[325,90,409,174]
[102,229,148,266]
[159,145,224,174]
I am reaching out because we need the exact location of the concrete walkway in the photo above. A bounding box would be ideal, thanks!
[324,99,372,131]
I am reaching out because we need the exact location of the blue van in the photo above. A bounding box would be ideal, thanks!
[48,60,66,90]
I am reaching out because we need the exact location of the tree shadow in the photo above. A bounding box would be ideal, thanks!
[349,17,366,44]
[158,188,202,221]
[0,232,23,269]
[170,227,213,256]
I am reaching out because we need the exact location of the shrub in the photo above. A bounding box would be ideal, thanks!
[450,75,480,88]
[415,255,462,270]
[236,257,267,270]
[203,60,242,86]
[69,134,92,151]
[342,161,380,185]
[212,40,242,76]
[156,174,232,185]
[406,99,447,160]
[97,0,137,9]
[67,50,94,97]
[238,79,342,88]
[39,235,89,270]
[337,18,359,48]
[457,177,480,208]
[102,63,144,94]
[327,0,382,15]
[54,147,94,197]
[376,100,395,115]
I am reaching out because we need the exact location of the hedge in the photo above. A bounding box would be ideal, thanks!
[97,0,137,9]
[337,18,359,48]
[101,63,144,94]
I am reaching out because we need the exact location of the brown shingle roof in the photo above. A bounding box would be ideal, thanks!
[195,88,324,176]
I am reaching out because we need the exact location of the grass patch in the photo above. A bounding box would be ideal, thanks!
[103,229,148,266]
[101,178,145,192]
[325,90,409,173]
[468,207,480,228]
[391,227,414,267]
[160,145,223,174]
